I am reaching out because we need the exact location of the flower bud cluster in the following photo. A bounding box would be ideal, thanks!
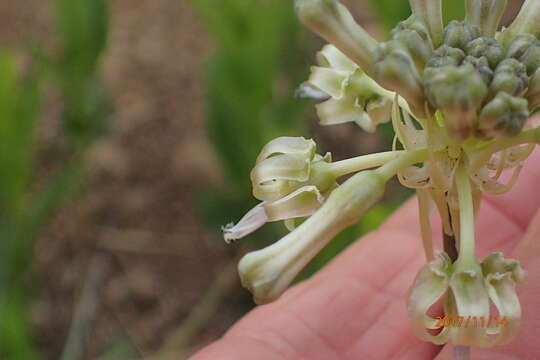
[373,17,540,140]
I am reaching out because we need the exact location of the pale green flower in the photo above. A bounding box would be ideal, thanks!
[408,251,525,347]
[302,45,393,132]
[223,136,336,243]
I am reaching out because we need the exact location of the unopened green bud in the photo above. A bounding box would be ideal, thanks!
[444,20,480,50]
[477,92,529,138]
[489,58,529,97]
[498,0,540,47]
[506,33,536,59]
[463,55,493,85]
[409,0,444,47]
[391,29,432,71]
[465,37,504,68]
[425,45,465,70]
[519,42,540,75]
[374,41,425,116]
[295,0,378,76]
[465,0,507,37]
[424,64,487,140]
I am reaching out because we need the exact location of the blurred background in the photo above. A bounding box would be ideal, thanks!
[0,0,524,359]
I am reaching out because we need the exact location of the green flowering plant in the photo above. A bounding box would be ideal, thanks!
[222,0,540,353]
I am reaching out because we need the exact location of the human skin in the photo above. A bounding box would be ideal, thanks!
[189,149,540,360]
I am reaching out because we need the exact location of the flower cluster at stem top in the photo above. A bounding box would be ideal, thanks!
[222,0,540,348]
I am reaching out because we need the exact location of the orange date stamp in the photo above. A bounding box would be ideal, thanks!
[434,316,509,328]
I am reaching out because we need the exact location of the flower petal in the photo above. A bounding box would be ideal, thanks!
[483,272,523,345]
[316,44,358,73]
[481,252,526,345]
[448,266,491,346]
[256,137,316,163]
[407,251,452,345]
[222,203,269,243]
[316,95,365,125]
[264,185,328,221]
[308,66,351,99]
[251,155,311,201]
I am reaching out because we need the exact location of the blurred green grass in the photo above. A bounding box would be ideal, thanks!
[0,0,110,358]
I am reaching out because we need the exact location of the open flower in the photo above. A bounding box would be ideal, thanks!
[301,45,393,132]
[222,136,337,243]
[408,251,525,347]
